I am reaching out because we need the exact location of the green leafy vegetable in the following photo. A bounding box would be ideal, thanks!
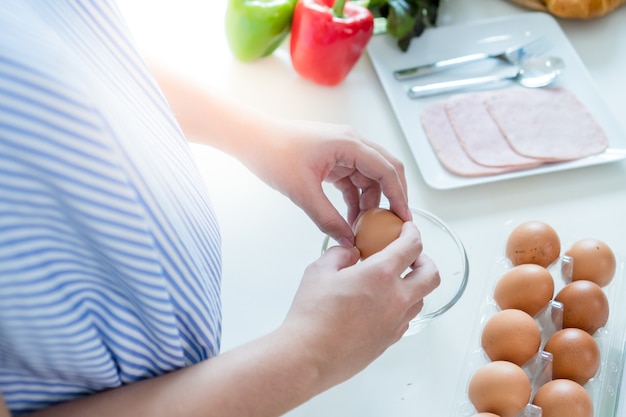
[367,0,440,52]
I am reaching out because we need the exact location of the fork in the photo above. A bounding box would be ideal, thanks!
[393,36,551,81]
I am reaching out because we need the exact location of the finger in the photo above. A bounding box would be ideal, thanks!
[332,176,361,228]
[398,255,439,334]
[331,171,382,228]
[347,171,382,215]
[326,140,409,222]
[318,244,361,271]
[331,138,409,221]
[360,222,423,279]
[357,140,411,222]
[403,254,441,298]
[362,139,409,194]
[299,184,355,247]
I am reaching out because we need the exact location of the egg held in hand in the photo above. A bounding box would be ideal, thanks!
[506,220,560,268]
[353,208,404,259]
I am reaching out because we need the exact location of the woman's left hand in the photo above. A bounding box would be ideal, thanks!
[241,119,412,247]
[151,69,410,244]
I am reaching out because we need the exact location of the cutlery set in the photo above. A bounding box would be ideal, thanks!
[395,37,564,98]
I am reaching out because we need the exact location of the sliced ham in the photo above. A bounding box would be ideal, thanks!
[420,103,521,177]
[485,87,609,161]
[419,87,610,178]
[444,92,543,169]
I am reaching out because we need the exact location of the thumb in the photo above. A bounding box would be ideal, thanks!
[320,244,361,271]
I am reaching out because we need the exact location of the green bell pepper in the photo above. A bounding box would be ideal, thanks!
[225,0,297,62]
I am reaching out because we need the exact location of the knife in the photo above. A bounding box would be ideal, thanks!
[393,36,551,81]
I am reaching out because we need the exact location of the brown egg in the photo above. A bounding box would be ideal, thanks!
[494,264,554,317]
[506,221,560,268]
[565,238,616,287]
[353,208,404,259]
[543,328,600,385]
[468,361,531,417]
[481,309,541,366]
[532,379,593,417]
[555,280,609,334]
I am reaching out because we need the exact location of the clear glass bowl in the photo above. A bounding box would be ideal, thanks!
[322,207,469,336]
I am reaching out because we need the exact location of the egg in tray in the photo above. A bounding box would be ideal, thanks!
[456,221,626,417]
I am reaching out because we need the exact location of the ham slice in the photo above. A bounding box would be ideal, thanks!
[419,87,609,178]
[421,103,521,177]
[445,92,543,169]
[485,87,609,161]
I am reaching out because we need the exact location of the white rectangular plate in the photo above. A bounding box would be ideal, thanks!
[367,12,626,190]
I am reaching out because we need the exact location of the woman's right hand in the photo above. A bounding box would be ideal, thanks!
[280,221,440,391]
[18,223,439,417]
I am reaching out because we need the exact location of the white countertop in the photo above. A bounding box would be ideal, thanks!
[119,1,626,415]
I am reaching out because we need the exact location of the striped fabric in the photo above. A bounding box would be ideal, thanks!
[0,1,222,414]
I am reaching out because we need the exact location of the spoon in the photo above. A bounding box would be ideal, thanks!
[407,56,565,99]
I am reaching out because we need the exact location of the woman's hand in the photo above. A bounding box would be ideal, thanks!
[24,223,438,417]
[281,221,440,390]
[152,65,411,246]
[238,118,412,247]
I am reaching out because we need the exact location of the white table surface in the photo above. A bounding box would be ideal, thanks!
[119,1,626,415]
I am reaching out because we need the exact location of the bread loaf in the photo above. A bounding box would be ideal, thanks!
[545,0,626,17]
[509,0,626,17]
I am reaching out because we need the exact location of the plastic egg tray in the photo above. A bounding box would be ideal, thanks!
[454,230,626,417]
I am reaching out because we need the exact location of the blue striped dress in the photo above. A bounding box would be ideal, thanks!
[0,1,223,414]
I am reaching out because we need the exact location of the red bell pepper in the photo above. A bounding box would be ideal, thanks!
[290,0,374,86]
